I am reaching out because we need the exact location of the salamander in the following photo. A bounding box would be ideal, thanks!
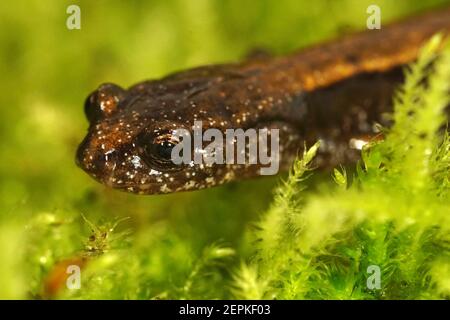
[76,7,450,195]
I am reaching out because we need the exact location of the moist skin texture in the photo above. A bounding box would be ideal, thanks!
[76,7,450,195]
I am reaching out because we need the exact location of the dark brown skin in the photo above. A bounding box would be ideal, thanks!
[76,7,450,195]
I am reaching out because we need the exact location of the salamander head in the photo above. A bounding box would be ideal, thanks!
[76,83,227,195]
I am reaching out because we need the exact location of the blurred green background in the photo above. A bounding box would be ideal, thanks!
[0,0,449,299]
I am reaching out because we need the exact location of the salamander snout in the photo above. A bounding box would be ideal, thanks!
[75,136,119,185]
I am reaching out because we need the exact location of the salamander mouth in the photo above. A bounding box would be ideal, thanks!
[76,157,165,194]
[104,178,154,194]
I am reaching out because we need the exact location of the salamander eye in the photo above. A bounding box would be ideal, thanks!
[84,83,126,123]
[153,140,176,161]
[141,132,182,170]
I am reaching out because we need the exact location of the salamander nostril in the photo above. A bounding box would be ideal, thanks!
[86,150,118,173]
